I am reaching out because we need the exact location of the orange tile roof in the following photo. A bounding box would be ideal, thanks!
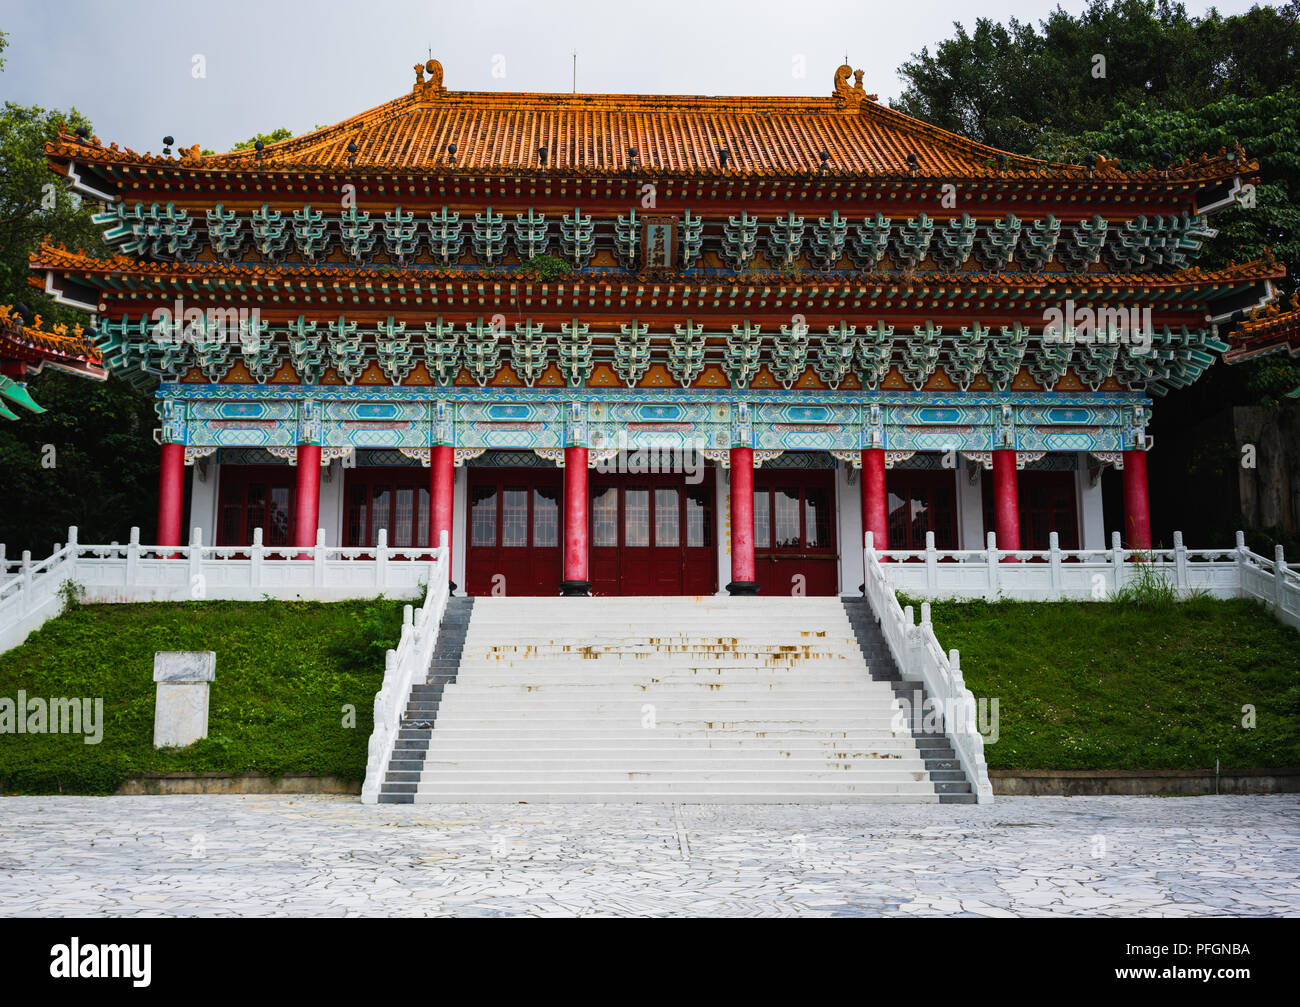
[46,59,1256,183]
[29,241,1283,299]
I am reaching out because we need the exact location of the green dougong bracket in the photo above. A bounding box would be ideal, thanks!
[0,374,44,417]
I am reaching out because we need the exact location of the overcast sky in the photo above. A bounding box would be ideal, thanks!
[0,0,1280,153]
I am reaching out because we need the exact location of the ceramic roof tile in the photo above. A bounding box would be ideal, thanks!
[29,241,1284,294]
[45,61,1257,183]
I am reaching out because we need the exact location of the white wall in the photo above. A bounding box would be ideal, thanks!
[451,464,467,591]
[1076,452,1106,549]
[189,460,220,544]
[319,461,344,546]
[714,464,730,595]
[956,461,985,548]
[836,463,863,595]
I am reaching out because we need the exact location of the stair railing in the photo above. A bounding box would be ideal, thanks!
[863,532,994,803]
[360,530,451,804]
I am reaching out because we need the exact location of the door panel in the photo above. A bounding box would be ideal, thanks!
[754,469,838,596]
[590,473,717,596]
[888,471,959,553]
[217,465,296,548]
[342,468,430,553]
[465,468,562,595]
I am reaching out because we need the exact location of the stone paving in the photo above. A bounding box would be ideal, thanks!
[0,794,1296,916]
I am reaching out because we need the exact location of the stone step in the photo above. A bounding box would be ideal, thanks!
[407,764,946,779]
[407,727,937,740]
[409,745,929,759]
[395,779,944,795]
[376,592,976,806]
[405,758,935,774]
[425,682,900,691]
[424,695,905,706]
[379,792,943,805]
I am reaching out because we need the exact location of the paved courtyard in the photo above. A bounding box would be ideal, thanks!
[0,794,1296,916]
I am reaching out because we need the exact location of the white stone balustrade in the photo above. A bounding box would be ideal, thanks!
[361,531,451,804]
[0,525,445,653]
[862,532,993,804]
[869,530,1299,629]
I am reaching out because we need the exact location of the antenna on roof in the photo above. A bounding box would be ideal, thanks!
[572,50,577,94]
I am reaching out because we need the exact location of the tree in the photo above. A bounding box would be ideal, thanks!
[1065,90,1300,294]
[895,0,1300,153]
[0,29,160,555]
[229,127,292,152]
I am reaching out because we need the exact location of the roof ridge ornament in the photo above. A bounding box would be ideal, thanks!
[833,64,876,110]
[413,58,446,96]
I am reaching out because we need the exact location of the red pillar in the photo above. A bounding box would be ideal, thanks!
[156,442,185,548]
[293,444,322,555]
[728,446,759,594]
[561,445,589,595]
[430,444,454,566]
[1122,449,1152,550]
[861,448,888,555]
[992,449,1020,557]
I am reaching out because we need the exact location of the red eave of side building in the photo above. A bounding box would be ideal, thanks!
[0,304,106,380]
[1224,292,1300,364]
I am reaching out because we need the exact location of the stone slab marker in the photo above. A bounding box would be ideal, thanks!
[153,651,216,748]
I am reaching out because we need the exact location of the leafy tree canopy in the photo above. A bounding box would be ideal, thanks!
[895,0,1300,153]
[1069,88,1300,291]
[0,29,158,553]
[229,127,292,152]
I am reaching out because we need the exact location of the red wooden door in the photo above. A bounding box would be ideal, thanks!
[343,468,429,549]
[217,466,295,547]
[753,469,838,596]
[888,470,959,551]
[465,468,562,595]
[1020,471,1080,550]
[979,470,1079,550]
[590,474,715,595]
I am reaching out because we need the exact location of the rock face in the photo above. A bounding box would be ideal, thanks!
[152,651,216,748]
[1235,403,1300,536]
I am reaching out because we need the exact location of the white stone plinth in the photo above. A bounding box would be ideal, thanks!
[153,651,216,748]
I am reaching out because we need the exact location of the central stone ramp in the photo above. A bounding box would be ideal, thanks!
[396,596,970,803]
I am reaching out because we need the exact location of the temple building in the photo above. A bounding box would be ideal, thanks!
[29,59,1280,596]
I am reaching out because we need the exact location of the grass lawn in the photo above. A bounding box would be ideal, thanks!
[0,597,409,794]
[912,595,1300,771]
[3,593,1297,794]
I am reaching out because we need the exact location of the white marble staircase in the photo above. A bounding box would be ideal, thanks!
[378,595,976,804]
